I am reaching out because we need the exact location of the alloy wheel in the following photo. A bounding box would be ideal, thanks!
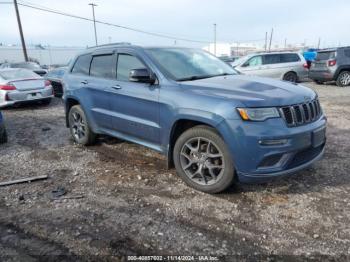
[339,72,350,86]
[71,111,86,141]
[180,137,225,186]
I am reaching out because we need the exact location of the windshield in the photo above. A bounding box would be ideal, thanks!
[0,69,40,80]
[146,48,237,81]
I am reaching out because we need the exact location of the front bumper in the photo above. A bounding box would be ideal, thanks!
[218,115,327,183]
[0,88,53,108]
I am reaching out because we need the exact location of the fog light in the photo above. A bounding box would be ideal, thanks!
[259,139,288,146]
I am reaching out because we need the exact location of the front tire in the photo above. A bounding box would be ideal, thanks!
[173,126,235,193]
[336,71,350,87]
[68,105,96,145]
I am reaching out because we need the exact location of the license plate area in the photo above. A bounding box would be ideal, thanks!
[312,126,326,147]
[27,93,38,100]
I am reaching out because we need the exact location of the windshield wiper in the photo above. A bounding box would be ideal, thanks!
[208,73,235,78]
[176,75,214,82]
[176,73,234,82]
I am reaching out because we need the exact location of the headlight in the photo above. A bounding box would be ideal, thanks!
[237,107,280,121]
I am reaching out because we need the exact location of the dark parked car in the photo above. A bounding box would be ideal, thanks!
[218,55,238,66]
[0,62,47,76]
[63,44,326,193]
[45,67,67,97]
[0,111,7,144]
[309,46,350,86]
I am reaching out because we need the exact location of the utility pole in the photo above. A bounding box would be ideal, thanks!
[284,38,287,49]
[264,32,268,51]
[317,37,321,49]
[268,28,273,52]
[13,0,28,61]
[213,23,217,56]
[89,3,98,46]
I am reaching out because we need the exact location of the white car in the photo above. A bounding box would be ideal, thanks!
[0,68,53,108]
[232,52,309,83]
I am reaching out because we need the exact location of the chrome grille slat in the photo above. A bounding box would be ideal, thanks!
[280,99,322,127]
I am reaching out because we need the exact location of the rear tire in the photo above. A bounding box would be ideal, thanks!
[0,127,7,144]
[283,71,298,83]
[68,105,96,145]
[336,71,350,87]
[173,125,235,194]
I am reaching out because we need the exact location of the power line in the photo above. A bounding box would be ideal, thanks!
[16,1,212,44]
[2,1,267,45]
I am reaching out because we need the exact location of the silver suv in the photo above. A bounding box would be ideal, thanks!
[232,52,309,83]
[309,47,350,87]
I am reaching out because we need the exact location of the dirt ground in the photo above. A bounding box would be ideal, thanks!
[0,82,349,261]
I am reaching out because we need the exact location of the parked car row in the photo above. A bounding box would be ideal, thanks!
[226,46,350,87]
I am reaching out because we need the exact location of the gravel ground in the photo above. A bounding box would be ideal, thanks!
[0,82,349,261]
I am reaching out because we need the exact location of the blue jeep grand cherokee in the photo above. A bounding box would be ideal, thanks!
[63,44,326,193]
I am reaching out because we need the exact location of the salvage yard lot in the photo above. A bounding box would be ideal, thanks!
[0,82,349,260]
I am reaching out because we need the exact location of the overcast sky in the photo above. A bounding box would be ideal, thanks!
[0,0,349,48]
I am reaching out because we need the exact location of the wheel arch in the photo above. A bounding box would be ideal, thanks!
[334,66,350,79]
[166,116,223,169]
[65,96,81,127]
[282,70,298,81]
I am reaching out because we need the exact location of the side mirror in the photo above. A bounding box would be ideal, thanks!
[129,68,156,84]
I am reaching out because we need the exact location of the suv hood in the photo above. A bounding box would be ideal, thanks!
[179,75,316,107]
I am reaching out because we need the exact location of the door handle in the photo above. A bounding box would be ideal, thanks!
[111,85,122,90]
[81,80,88,85]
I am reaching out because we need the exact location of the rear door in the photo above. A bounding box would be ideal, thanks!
[86,52,118,130]
[261,54,282,78]
[68,53,114,130]
[110,49,160,144]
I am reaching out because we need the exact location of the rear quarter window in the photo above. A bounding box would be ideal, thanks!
[280,53,301,63]
[71,54,92,75]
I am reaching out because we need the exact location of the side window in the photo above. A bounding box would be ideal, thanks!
[71,54,92,75]
[263,54,281,65]
[244,56,262,67]
[344,49,350,58]
[90,55,115,79]
[117,54,145,81]
[280,53,301,63]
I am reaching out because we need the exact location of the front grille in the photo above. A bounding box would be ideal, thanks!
[280,99,322,127]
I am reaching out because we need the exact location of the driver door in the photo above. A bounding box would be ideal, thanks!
[109,50,160,145]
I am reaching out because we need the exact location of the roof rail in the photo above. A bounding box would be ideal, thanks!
[87,42,131,49]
